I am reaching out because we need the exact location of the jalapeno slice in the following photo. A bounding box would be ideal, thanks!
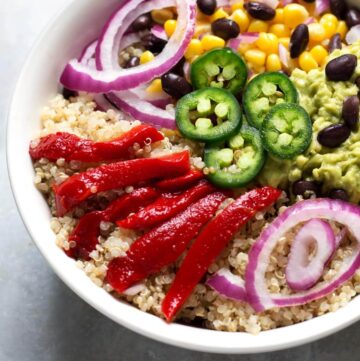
[204,124,266,188]
[261,103,312,159]
[175,87,242,143]
[243,72,298,129]
[190,48,248,95]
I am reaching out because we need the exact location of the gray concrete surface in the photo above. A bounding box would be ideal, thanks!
[1,1,359,360]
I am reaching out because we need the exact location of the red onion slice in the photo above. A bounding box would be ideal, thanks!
[227,32,259,51]
[278,43,289,68]
[151,25,168,41]
[207,268,247,302]
[246,199,360,312]
[315,0,330,15]
[346,25,360,45]
[119,32,142,52]
[61,0,196,93]
[256,0,280,8]
[79,40,97,65]
[285,219,336,291]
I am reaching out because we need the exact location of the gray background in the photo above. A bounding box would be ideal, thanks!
[1,1,359,360]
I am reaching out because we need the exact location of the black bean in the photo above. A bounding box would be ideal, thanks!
[317,124,351,148]
[346,9,360,28]
[325,54,357,81]
[302,0,315,2]
[131,13,152,32]
[211,18,240,40]
[292,180,321,199]
[328,33,342,53]
[355,76,360,89]
[329,0,348,19]
[290,24,309,59]
[328,188,349,202]
[244,2,275,21]
[170,57,186,77]
[197,0,217,15]
[342,95,359,131]
[124,56,140,68]
[161,73,193,99]
[141,33,167,53]
[62,88,77,99]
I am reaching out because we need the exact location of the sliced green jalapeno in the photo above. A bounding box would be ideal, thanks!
[261,103,312,159]
[204,124,266,188]
[243,72,298,129]
[175,87,242,143]
[190,48,248,95]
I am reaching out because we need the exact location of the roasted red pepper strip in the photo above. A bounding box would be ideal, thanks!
[117,180,215,230]
[67,187,158,259]
[161,186,282,321]
[154,169,204,192]
[54,151,190,216]
[106,192,227,293]
[29,124,163,162]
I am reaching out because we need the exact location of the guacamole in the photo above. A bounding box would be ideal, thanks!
[259,41,360,202]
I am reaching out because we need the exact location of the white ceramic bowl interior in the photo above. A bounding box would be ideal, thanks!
[7,0,360,354]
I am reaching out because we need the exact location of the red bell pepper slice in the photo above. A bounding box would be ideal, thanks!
[29,124,163,162]
[161,186,282,321]
[117,180,215,230]
[54,151,190,216]
[154,169,204,192]
[67,187,158,259]
[106,192,227,293]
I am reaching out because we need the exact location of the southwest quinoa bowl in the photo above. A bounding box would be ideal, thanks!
[8,0,360,354]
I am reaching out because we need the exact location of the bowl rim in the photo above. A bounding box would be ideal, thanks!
[6,0,360,354]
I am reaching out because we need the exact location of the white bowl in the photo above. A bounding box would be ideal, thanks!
[7,0,360,354]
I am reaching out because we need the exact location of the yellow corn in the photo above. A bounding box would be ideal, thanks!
[310,45,328,65]
[244,49,267,67]
[283,4,309,29]
[140,51,155,64]
[164,19,177,37]
[266,54,282,72]
[185,39,204,60]
[146,79,163,93]
[231,1,244,12]
[256,32,279,54]
[248,20,269,33]
[269,24,290,38]
[151,8,174,24]
[194,23,212,38]
[279,37,290,49]
[337,20,348,40]
[201,34,226,51]
[231,9,250,32]
[210,8,229,22]
[308,23,327,43]
[270,9,284,24]
[299,51,318,72]
[238,43,252,54]
[320,14,338,38]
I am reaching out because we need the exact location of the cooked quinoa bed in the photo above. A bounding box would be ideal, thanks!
[31,94,360,334]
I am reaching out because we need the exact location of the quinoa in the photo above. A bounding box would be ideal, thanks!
[32,94,360,335]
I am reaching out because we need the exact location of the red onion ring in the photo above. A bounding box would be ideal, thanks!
[285,219,336,291]
[246,199,360,312]
[315,0,330,15]
[346,25,360,45]
[151,25,168,41]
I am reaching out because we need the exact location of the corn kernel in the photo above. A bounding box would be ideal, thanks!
[308,23,327,43]
[336,20,348,40]
[256,32,279,54]
[279,37,290,49]
[270,9,284,24]
[164,19,177,37]
[210,8,229,22]
[140,51,155,64]
[299,51,318,72]
[283,4,309,29]
[244,49,267,66]
[201,34,226,51]
[310,45,328,65]
[146,79,163,93]
[320,13,338,38]
[231,1,244,12]
[151,8,174,24]
[269,24,290,38]
[248,20,268,33]
[185,39,204,60]
[194,23,212,38]
[266,54,282,72]
[231,9,250,32]
[238,43,252,54]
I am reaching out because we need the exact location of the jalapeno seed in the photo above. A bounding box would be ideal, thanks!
[346,9,360,28]
[342,96,359,131]
[292,180,321,198]
[125,56,140,68]
[328,188,349,202]
[317,124,351,148]
[161,73,193,99]
[197,0,217,15]
[131,14,152,31]
[328,33,342,53]
[329,0,347,19]
[325,54,357,81]
[211,18,240,41]
[290,24,309,59]
[244,2,276,21]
